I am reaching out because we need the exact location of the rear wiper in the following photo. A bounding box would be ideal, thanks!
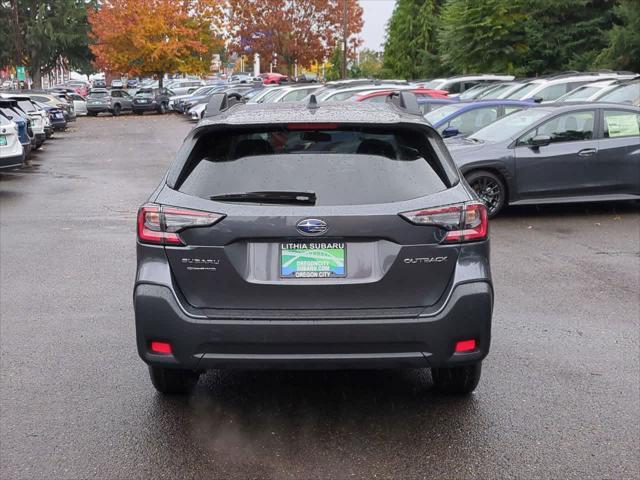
[210,191,317,205]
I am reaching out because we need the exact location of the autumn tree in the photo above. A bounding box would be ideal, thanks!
[227,0,363,78]
[88,0,223,86]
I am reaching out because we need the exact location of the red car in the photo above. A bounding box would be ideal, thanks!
[259,73,289,85]
[352,88,449,102]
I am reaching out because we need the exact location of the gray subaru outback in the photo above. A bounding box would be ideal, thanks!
[134,93,493,395]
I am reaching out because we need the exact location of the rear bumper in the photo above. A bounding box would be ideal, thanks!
[133,103,159,112]
[134,281,493,370]
[87,106,110,113]
[0,152,25,170]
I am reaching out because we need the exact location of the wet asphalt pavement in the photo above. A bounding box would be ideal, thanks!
[1,115,638,480]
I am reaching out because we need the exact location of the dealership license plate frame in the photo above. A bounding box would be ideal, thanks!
[280,241,347,279]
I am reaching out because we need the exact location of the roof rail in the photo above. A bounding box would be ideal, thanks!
[203,92,244,118]
[385,91,421,116]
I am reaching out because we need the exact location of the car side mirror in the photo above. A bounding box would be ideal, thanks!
[532,96,544,103]
[441,126,460,138]
[530,134,551,148]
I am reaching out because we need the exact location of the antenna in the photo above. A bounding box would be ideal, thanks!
[307,94,319,109]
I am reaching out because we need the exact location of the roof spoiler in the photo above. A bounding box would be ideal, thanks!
[203,92,244,118]
[385,91,422,116]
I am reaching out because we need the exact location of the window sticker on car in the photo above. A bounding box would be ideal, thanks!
[605,113,640,138]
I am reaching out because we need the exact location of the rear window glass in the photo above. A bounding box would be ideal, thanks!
[17,100,35,112]
[88,91,109,98]
[177,127,448,206]
[136,90,154,98]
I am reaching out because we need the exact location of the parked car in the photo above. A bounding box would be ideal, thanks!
[127,79,139,89]
[266,84,323,102]
[86,88,133,116]
[0,112,24,170]
[313,83,417,102]
[111,79,124,89]
[132,88,172,114]
[476,82,529,100]
[134,92,492,395]
[33,101,67,132]
[422,75,515,96]
[58,81,89,97]
[246,85,287,104]
[351,88,449,103]
[48,91,76,122]
[67,93,87,116]
[2,95,48,148]
[446,103,640,216]
[92,79,107,89]
[258,73,288,85]
[0,100,33,156]
[171,85,227,113]
[506,72,635,103]
[164,79,203,96]
[595,78,640,106]
[554,79,623,103]
[424,100,534,138]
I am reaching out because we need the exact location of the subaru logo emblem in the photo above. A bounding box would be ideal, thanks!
[296,218,328,236]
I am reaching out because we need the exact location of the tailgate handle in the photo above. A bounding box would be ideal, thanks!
[578,148,597,157]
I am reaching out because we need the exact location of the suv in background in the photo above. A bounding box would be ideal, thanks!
[165,80,202,96]
[132,88,172,115]
[134,92,493,395]
[86,88,133,116]
[423,75,515,96]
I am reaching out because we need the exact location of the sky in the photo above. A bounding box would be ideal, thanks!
[359,0,397,51]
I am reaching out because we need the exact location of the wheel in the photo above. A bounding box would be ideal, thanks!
[465,170,506,218]
[431,362,482,395]
[158,102,167,114]
[148,366,200,394]
[112,104,121,116]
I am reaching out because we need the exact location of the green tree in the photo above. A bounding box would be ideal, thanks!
[437,0,528,74]
[596,0,640,72]
[382,0,441,79]
[2,0,93,87]
[351,48,383,78]
[520,0,616,76]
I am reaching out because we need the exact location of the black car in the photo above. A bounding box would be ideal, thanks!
[33,101,67,133]
[132,88,172,115]
[447,103,640,216]
[134,93,493,395]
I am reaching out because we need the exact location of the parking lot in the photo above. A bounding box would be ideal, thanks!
[1,115,638,479]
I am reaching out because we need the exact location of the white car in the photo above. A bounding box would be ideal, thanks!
[187,103,206,121]
[422,75,515,96]
[506,72,636,103]
[554,78,629,102]
[0,94,48,148]
[69,93,88,116]
[267,84,323,103]
[0,115,25,170]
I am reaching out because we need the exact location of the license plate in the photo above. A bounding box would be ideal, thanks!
[280,241,346,278]
[0,136,6,146]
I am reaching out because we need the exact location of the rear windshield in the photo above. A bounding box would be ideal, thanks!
[176,127,449,205]
[88,91,109,98]
[136,90,154,98]
[16,100,35,112]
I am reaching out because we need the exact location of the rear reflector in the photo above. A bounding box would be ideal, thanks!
[455,339,477,353]
[150,341,172,355]
[399,201,488,243]
[137,204,224,246]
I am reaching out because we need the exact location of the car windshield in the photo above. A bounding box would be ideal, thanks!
[598,83,640,104]
[424,104,468,124]
[508,82,540,99]
[470,108,549,143]
[557,86,601,102]
[88,91,109,98]
[479,83,517,99]
[177,127,448,205]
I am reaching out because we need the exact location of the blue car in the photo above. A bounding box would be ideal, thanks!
[423,100,535,138]
[0,100,32,156]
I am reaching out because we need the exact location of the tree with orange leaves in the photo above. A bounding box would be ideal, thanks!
[227,0,363,78]
[88,0,224,86]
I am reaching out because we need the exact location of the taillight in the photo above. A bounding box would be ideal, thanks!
[137,204,224,246]
[400,202,488,243]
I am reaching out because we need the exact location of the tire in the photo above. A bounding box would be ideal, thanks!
[465,170,506,218]
[431,362,482,395]
[158,103,167,114]
[112,104,121,117]
[148,366,200,394]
